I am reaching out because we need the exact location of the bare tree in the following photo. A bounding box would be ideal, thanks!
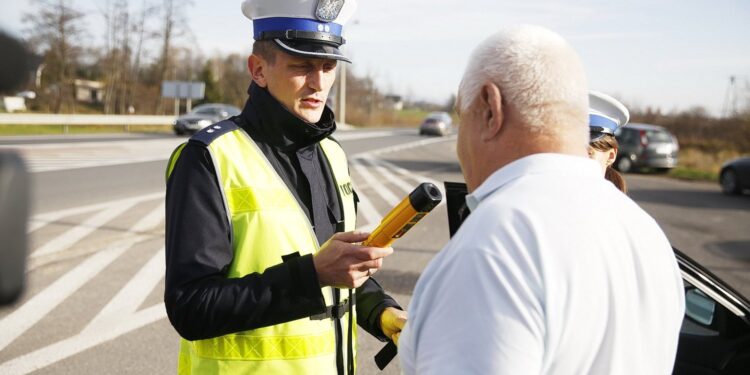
[24,0,86,113]
[127,0,158,114]
[100,0,131,114]
[154,0,193,114]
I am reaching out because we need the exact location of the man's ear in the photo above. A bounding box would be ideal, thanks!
[480,82,503,141]
[248,54,268,88]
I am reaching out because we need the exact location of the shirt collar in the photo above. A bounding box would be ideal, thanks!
[465,153,601,211]
[239,82,336,151]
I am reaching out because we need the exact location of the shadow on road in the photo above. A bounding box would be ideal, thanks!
[381,159,461,174]
[373,269,420,296]
[706,241,750,263]
[629,188,750,210]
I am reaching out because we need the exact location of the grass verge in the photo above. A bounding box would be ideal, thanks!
[668,167,718,182]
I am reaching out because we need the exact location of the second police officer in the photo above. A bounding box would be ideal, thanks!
[164,1,407,374]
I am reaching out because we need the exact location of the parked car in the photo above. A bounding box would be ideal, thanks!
[419,112,453,136]
[173,103,241,135]
[614,123,679,173]
[719,157,750,195]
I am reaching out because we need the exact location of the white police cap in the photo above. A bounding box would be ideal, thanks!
[242,0,357,63]
[589,91,629,142]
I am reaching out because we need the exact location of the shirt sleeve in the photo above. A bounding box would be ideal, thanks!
[412,241,545,374]
[164,142,327,341]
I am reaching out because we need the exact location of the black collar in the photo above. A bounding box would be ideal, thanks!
[239,82,336,151]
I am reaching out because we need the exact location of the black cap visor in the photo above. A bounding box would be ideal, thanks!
[273,39,351,63]
[589,126,614,143]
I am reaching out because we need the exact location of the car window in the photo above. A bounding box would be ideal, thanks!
[647,130,673,142]
[617,128,636,145]
[681,280,720,336]
[194,107,217,115]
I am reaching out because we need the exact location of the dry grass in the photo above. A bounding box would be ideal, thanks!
[677,147,742,174]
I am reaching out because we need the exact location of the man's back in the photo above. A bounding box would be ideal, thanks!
[400,154,684,374]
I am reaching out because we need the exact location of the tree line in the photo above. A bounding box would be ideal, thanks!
[11,0,440,126]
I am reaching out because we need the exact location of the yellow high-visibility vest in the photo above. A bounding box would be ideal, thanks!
[166,120,357,374]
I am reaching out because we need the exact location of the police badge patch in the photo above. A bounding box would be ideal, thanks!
[315,0,345,22]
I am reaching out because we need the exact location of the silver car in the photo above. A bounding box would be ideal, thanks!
[173,103,241,135]
[419,112,453,136]
[614,123,679,173]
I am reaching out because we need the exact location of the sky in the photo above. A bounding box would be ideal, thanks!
[2,0,749,116]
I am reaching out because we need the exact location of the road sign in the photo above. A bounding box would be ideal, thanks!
[161,81,205,100]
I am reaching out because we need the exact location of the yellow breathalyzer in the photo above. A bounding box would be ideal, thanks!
[368,183,442,370]
[363,182,443,248]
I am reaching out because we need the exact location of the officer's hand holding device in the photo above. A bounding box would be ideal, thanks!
[313,231,393,289]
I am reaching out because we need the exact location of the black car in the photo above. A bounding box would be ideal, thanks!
[719,157,750,195]
[615,123,679,173]
[675,248,750,374]
[173,103,241,135]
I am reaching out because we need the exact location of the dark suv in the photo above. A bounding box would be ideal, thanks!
[614,123,679,173]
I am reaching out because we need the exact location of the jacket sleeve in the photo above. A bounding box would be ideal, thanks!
[356,277,402,341]
[164,142,327,341]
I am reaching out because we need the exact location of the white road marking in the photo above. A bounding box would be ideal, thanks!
[31,200,137,258]
[363,156,419,194]
[353,183,382,230]
[334,129,411,141]
[351,157,400,207]
[0,304,166,375]
[82,247,165,335]
[5,131,418,173]
[0,131,454,372]
[30,191,164,229]
[2,137,184,173]
[0,204,164,352]
[370,158,446,208]
[350,135,456,159]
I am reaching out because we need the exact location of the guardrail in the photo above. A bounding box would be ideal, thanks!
[0,114,176,133]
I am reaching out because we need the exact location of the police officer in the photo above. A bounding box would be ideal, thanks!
[164,1,406,374]
[587,90,630,192]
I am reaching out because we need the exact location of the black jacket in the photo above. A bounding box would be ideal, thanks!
[164,82,400,344]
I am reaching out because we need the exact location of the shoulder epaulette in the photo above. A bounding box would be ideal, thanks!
[189,118,239,146]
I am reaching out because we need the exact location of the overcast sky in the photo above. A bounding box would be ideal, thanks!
[2,0,749,116]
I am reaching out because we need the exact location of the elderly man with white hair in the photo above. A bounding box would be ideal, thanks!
[398,25,684,374]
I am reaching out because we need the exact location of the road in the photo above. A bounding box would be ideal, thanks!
[0,129,748,374]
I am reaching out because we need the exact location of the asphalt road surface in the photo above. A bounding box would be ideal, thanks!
[0,129,748,374]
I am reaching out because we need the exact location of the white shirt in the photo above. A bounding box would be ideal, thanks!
[399,153,684,375]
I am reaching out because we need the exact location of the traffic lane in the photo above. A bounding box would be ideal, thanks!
[31,160,167,215]
[26,129,421,215]
[627,174,750,297]
[0,133,175,146]
[338,129,423,157]
[350,136,460,375]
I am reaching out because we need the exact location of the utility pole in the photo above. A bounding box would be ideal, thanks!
[722,75,738,118]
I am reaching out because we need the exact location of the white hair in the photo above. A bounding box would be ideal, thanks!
[458,25,588,138]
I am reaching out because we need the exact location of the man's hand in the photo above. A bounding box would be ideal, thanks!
[379,307,408,346]
[313,231,393,289]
